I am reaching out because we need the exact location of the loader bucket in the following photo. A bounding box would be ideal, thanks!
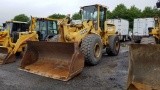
[0,47,16,64]
[20,41,84,81]
[127,44,160,90]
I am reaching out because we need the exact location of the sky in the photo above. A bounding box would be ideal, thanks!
[0,0,158,24]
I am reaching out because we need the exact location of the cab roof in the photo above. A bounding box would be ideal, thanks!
[81,4,107,9]
[6,21,27,24]
[32,17,60,21]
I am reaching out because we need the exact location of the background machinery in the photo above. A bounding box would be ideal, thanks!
[20,4,120,81]
[0,21,29,45]
[127,1,160,89]
[0,17,58,64]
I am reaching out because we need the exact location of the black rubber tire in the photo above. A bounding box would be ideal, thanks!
[106,35,120,56]
[81,34,102,66]
[50,35,59,42]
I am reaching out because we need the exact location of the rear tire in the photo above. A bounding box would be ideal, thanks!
[81,34,102,66]
[106,35,120,56]
[50,35,59,42]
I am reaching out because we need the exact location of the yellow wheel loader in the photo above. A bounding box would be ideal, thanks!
[0,21,29,45]
[127,2,160,89]
[0,20,38,64]
[0,17,59,64]
[20,4,120,81]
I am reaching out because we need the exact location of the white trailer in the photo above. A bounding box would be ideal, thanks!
[107,19,129,41]
[133,18,155,43]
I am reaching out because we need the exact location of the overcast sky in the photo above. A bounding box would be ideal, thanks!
[0,0,157,24]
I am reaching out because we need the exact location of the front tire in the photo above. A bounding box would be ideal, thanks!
[81,34,102,66]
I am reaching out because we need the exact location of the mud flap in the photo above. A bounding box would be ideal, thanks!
[127,44,160,90]
[0,47,16,64]
[20,41,84,81]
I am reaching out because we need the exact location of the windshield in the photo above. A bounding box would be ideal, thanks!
[82,6,98,21]
[3,23,13,32]
[48,21,58,34]
[35,20,47,35]
[35,20,58,34]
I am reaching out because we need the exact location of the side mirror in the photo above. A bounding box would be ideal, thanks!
[79,9,82,14]
[3,23,6,27]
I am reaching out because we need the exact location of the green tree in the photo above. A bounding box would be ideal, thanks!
[142,6,154,17]
[13,14,29,22]
[127,5,142,28]
[72,13,82,20]
[48,13,65,19]
[107,10,113,19]
[111,4,128,19]
[152,6,160,17]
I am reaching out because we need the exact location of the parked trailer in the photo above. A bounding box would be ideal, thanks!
[107,19,129,41]
[133,18,155,43]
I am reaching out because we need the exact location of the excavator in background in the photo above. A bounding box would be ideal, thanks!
[127,1,160,90]
[20,4,120,81]
[0,17,59,64]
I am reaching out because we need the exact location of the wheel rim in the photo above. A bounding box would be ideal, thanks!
[116,41,119,51]
[94,43,101,58]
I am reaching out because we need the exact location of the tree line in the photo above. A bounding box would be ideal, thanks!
[13,4,160,29]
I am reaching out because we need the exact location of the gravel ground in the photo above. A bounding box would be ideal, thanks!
[0,42,129,90]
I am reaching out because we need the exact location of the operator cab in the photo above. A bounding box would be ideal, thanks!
[5,21,29,32]
[35,18,58,41]
[5,21,29,43]
[80,4,107,30]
